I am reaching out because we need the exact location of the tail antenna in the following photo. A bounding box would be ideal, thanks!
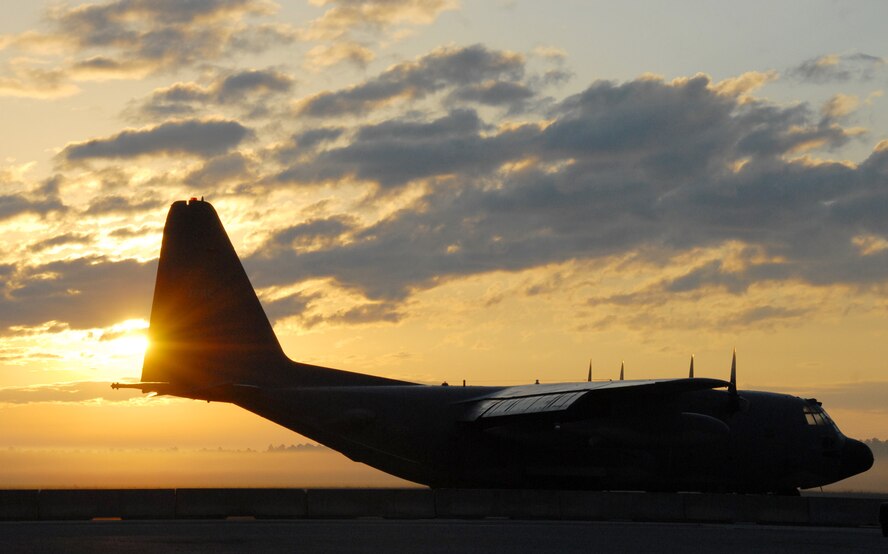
[587,359,592,382]
[689,354,695,379]
[619,361,624,381]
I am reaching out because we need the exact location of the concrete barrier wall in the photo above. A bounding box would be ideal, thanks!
[177,488,306,519]
[306,488,434,519]
[0,490,39,520]
[38,489,175,520]
[0,489,884,527]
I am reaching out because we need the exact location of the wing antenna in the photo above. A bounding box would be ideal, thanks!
[729,349,737,395]
[728,349,739,411]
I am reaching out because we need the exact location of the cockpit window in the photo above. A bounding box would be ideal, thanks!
[803,402,836,427]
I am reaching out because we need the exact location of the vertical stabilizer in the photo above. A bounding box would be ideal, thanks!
[141,199,287,388]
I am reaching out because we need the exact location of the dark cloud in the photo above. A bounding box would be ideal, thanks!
[725,305,811,327]
[267,216,357,250]
[184,152,255,189]
[0,0,295,100]
[48,0,284,74]
[788,53,886,83]
[0,256,156,330]
[664,261,752,295]
[297,44,524,117]
[276,109,531,188]
[293,127,345,150]
[447,80,535,111]
[263,291,318,324]
[0,194,65,221]
[131,68,295,120]
[108,225,157,238]
[84,195,164,215]
[61,119,251,161]
[312,302,405,327]
[30,233,93,252]
[246,74,888,314]
[217,68,294,102]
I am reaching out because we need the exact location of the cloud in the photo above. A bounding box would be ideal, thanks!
[0,256,156,330]
[247,73,888,315]
[724,305,811,327]
[0,60,80,98]
[263,291,319,324]
[266,215,357,251]
[822,93,860,119]
[788,53,886,83]
[711,70,777,101]
[184,152,256,189]
[0,194,66,222]
[0,0,293,94]
[216,68,294,102]
[61,119,252,161]
[304,42,375,70]
[292,127,346,151]
[296,44,524,117]
[29,232,93,252]
[84,195,164,215]
[130,68,295,120]
[304,0,458,41]
[320,301,404,325]
[447,80,535,111]
[108,224,157,238]
[276,109,523,188]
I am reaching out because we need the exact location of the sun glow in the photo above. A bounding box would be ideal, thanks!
[101,319,149,357]
[104,333,149,358]
[90,319,150,380]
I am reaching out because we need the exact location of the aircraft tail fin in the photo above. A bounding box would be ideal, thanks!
[135,198,407,395]
[140,198,288,389]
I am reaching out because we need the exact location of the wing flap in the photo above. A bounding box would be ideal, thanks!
[459,377,729,423]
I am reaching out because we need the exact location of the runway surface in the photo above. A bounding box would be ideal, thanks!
[2,519,884,553]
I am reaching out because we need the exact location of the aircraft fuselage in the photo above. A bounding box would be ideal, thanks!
[227,382,871,493]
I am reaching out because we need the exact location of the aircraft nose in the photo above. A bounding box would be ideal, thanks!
[840,439,874,479]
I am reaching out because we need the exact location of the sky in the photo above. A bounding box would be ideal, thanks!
[1,0,887,488]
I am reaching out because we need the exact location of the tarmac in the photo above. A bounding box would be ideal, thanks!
[2,519,885,553]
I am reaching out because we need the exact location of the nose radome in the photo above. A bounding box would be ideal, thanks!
[840,439,874,479]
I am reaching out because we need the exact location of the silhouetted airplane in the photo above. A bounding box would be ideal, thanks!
[113,199,873,494]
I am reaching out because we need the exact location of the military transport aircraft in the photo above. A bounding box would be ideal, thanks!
[113,199,873,494]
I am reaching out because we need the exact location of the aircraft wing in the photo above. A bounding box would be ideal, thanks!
[459,378,730,423]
